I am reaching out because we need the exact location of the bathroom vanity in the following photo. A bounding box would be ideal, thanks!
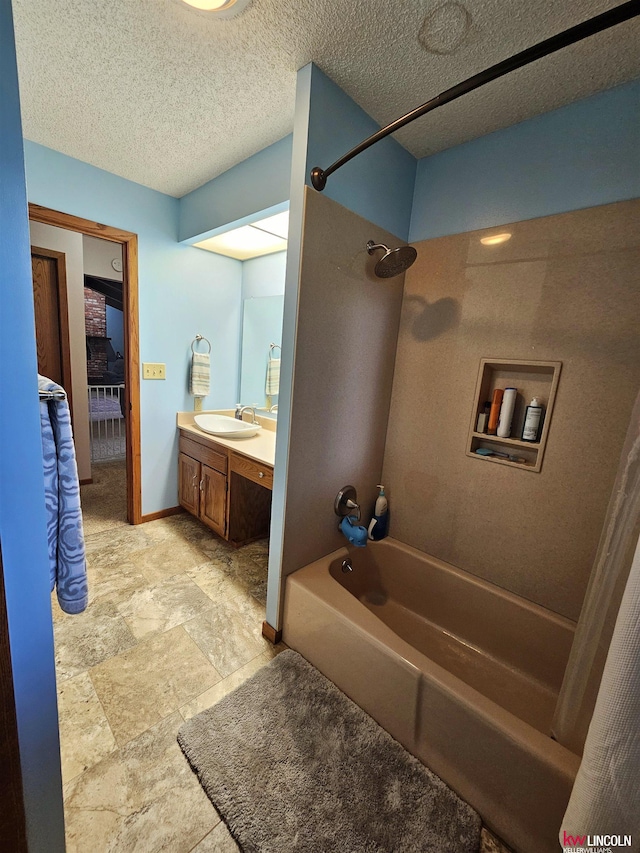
[176,411,276,546]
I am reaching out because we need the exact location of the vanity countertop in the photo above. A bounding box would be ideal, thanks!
[177,410,276,468]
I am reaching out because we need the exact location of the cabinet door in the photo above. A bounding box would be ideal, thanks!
[178,453,200,516]
[200,464,227,537]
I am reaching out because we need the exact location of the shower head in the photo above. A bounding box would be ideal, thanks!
[366,241,417,278]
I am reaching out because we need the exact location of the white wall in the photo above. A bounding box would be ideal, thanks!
[82,234,122,281]
[29,221,91,480]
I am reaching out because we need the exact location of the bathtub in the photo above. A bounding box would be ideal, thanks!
[282,538,581,853]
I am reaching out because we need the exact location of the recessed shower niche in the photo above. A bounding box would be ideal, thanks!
[467,358,562,472]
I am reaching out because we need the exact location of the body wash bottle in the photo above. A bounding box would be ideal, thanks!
[368,485,389,541]
[522,397,544,442]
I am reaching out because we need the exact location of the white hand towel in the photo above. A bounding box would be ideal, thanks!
[265,356,280,396]
[190,352,210,397]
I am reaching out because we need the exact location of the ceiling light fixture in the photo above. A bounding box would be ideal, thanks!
[180,0,252,17]
[480,233,512,246]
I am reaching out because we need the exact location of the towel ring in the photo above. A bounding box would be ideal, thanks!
[269,343,281,356]
[191,334,211,354]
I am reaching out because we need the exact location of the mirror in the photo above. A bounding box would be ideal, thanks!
[239,295,284,415]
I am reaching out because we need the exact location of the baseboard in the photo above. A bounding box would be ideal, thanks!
[262,621,282,645]
[79,478,93,486]
[140,506,184,523]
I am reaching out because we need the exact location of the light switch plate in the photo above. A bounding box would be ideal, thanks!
[142,362,166,379]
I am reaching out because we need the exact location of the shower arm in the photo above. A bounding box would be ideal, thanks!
[310,0,640,192]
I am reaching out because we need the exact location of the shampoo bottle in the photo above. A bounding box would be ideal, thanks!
[368,485,389,541]
[522,397,544,442]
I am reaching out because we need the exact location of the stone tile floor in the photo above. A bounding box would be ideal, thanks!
[56,460,510,852]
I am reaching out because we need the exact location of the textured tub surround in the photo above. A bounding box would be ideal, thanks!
[275,190,405,586]
[382,198,640,622]
[283,539,580,853]
[177,410,275,546]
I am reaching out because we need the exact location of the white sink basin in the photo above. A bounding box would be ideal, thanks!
[194,413,261,439]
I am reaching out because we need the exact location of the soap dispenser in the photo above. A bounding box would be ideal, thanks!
[368,485,389,541]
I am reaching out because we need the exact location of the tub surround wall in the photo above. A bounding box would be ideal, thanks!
[278,189,404,580]
[383,199,640,621]
[267,62,415,629]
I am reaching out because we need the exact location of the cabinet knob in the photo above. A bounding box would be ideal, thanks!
[258,471,264,478]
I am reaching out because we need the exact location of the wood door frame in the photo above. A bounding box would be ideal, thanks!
[29,203,142,525]
[30,245,75,419]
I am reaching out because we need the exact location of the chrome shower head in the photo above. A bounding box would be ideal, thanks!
[366,240,417,278]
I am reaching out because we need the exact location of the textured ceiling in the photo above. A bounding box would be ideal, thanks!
[12,0,640,198]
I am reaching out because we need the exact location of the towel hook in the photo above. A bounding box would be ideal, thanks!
[191,334,211,354]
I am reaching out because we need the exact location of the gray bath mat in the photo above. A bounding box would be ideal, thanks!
[178,649,481,852]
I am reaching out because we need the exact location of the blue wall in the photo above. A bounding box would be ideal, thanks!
[241,251,287,299]
[409,79,640,242]
[304,64,417,241]
[178,135,292,242]
[24,142,243,515]
[0,1,65,848]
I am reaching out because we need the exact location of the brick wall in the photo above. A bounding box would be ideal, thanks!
[84,287,106,336]
[85,287,107,379]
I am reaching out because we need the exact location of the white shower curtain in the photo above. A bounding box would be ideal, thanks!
[553,392,640,754]
[561,531,640,839]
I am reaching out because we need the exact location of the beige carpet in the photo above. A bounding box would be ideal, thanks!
[80,459,127,536]
[178,650,481,853]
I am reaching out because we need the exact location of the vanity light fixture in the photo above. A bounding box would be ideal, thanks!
[480,233,512,246]
[180,0,252,16]
[193,211,289,260]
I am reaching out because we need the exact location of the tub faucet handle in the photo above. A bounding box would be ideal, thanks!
[334,485,360,522]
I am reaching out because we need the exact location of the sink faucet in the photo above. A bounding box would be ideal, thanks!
[239,405,257,425]
[269,404,278,413]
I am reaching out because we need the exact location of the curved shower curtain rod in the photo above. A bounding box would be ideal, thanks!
[310,0,640,192]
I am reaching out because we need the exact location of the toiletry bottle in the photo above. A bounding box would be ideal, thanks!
[497,387,517,438]
[522,397,544,442]
[476,402,491,433]
[234,404,242,420]
[368,485,389,541]
[487,389,504,435]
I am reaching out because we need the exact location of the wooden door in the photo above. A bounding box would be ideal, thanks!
[200,464,227,537]
[31,246,73,408]
[178,453,200,516]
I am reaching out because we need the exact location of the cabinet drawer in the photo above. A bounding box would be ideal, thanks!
[230,453,273,490]
[179,434,228,474]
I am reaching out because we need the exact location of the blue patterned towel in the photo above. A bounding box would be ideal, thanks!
[38,375,88,614]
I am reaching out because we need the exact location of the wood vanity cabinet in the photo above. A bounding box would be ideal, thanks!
[178,431,272,546]
[178,434,228,538]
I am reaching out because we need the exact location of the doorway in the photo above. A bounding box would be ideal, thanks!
[28,203,142,524]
